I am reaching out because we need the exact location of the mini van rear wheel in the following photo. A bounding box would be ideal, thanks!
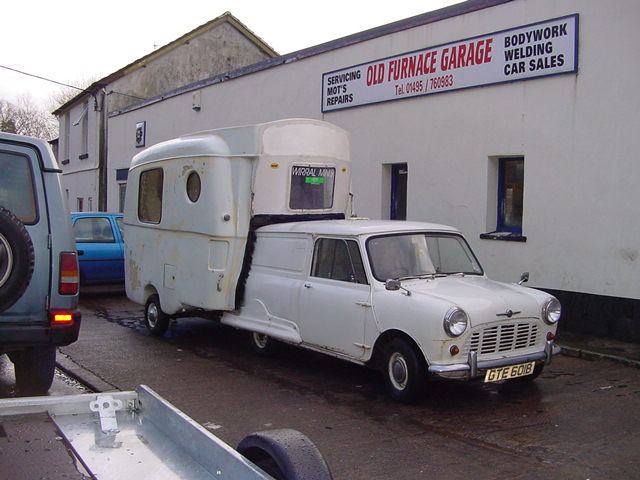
[248,331,279,356]
[0,207,34,313]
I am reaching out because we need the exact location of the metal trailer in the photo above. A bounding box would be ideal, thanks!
[0,385,332,480]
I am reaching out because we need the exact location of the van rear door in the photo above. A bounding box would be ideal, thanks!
[0,139,51,323]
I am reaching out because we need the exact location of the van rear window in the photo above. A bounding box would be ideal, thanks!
[289,166,335,210]
[138,168,163,224]
[0,151,37,223]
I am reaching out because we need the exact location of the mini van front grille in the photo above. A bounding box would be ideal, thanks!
[466,322,539,356]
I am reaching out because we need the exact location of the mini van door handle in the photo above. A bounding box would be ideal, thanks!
[304,283,312,288]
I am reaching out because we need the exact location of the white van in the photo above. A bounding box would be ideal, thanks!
[225,219,561,402]
[124,119,560,403]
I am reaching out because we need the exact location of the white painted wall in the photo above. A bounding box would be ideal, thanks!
[59,100,100,211]
[106,0,640,301]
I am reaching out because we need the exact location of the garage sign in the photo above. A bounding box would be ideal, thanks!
[322,14,578,112]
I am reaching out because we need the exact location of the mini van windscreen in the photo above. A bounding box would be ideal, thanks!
[367,233,483,281]
[0,151,37,223]
[289,166,335,210]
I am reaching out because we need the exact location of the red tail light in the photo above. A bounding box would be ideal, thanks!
[52,312,74,324]
[59,252,79,295]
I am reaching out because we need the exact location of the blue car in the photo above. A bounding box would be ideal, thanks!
[70,212,124,285]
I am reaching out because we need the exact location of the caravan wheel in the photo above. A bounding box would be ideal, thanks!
[144,295,170,336]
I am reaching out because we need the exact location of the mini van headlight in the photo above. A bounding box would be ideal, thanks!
[542,297,561,324]
[444,307,468,337]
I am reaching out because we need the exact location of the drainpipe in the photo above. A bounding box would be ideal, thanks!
[96,89,108,211]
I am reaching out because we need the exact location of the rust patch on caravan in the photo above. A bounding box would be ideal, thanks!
[127,252,141,290]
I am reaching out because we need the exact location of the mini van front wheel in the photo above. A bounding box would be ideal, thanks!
[382,338,427,403]
[144,295,170,336]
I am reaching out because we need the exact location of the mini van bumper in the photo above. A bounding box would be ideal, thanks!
[428,340,560,379]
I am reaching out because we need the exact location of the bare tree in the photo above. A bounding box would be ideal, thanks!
[47,77,97,111]
[0,100,18,133]
[0,95,58,141]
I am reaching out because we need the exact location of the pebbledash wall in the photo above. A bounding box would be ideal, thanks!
[105,0,640,340]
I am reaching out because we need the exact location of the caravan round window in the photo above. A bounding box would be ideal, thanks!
[186,172,201,202]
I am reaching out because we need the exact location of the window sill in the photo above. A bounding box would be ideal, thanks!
[480,231,527,242]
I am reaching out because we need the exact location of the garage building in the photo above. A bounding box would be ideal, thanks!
[59,0,640,341]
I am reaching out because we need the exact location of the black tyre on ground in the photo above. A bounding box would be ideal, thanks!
[238,429,333,480]
[382,337,427,404]
[144,294,170,336]
[10,346,57,396]
[0,207,34,313]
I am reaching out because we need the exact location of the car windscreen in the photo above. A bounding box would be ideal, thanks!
[366,232,483,281]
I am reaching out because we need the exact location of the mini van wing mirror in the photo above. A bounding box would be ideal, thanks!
[385,279,401,291]
[518,271,530,285]
[385,279,411,296]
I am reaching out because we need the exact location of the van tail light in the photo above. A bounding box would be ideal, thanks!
[59,252,79,295]
[51,312,74,324]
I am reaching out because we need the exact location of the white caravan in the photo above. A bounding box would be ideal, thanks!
[124,119,351,315]
[124,119,561,403]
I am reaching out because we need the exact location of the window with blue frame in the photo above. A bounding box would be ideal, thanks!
[390,163,407,220]
[497,157,524,233]
[480,156,526,242]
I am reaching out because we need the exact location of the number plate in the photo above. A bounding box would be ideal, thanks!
[484,361,535,382]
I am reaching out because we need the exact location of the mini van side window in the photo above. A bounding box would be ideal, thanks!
[0,151,37,223]
[311,238,367,284]
[138,168,163,223]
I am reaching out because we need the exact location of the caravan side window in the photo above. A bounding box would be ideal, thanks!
[138,168,163,224]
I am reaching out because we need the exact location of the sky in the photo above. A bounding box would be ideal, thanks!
[1,0,460,108]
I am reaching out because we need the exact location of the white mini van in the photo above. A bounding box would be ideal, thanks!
[225,218,560,402]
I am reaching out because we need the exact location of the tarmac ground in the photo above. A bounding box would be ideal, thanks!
[1,294,639,480]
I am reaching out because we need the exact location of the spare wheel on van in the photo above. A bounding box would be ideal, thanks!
[0,207,35,312]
